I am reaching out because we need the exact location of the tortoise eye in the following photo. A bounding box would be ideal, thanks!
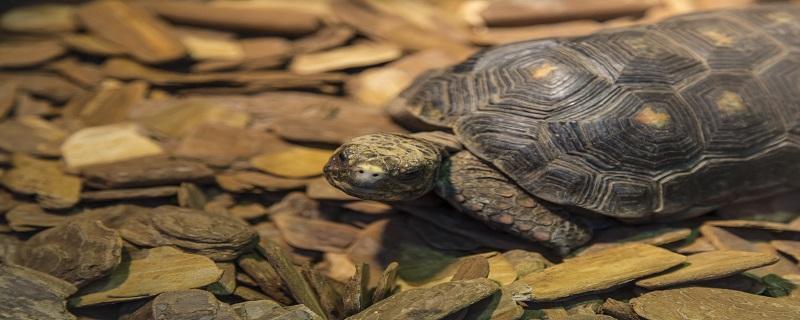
[338,152,348,162]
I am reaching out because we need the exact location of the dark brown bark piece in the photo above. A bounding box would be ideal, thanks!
[5,203,69,232]
[16,219,123,287]
[81,186,179,202]
[78,0,185,64]
[372,262,399,304]
[257,242,327,319]
[178,182,207,210]
[237,252,293,305]
[81,157,214,189]
[601,298,642,320]
[451,256,490,281]
[126,289,240,320]
[207,262,237,296]
[305,268,345,320]
[347,278,500,320]
[118,206,258,261]
[273,214,360,253]
[0,263,77,320]
[343,262,371,317]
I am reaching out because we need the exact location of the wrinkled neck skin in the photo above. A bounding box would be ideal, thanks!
[324,133,446,202]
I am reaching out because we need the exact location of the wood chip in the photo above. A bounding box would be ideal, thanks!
[480,0,660,26]
[118,206,258,261]
[81,157,213,189]
[144,1,320,35]
[104,58,346,89]
[1,4,77,33]
[294,25,356,54]
[216,171,310,193]
[347,50,460,106]
[306,177,359,201]
[0,116,65,157]
[125,289,239,320]
[60,33,125,56]
[80,186,179,202]
[770,240,800,261]
[5,203,69,232]
[331,0,474,58]
[372,262,400,304]
[63,79,147,125]
[471,20,603,45]
[0,40,65,68]
[635,250,779,289]
[487,254,519,286]
[343,262,371,317]
[14,219,122,287]
[0,263,77,320]
[705,220,800,232]
[502,250,553,277]
[78,0,186,64]
[0,72,84,103]
[601,298,640,320]
[291,42,403,75]
[181,35,244,61]
[347,278,500,320]
[0,82,15,120]
[237,252,293,305]
[274,214,360,253]
[240,37,293,70]
[47,58,107,88]
[251,146,332,178]
[518,244,686,302]
[140,100,250,138]
[1,154,81,209]
[233,286,273,302]
[232,300,283,320]
[257,241,327,319]
[207,262,237,296]
[700,225,800,276]
[631,287,800,320]
[70,246,222,307]
[61,123,165,170]
[174,123,288,167]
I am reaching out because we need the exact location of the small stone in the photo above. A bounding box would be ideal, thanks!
[631,287,800,320]
[61,123,165,170]
[250,146,333,178]
[346,278,500,320]
[635,250,778,289]
[70,246,222,307]
[518,243,686,301]
[0,263,77,320]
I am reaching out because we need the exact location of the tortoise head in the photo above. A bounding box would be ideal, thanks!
[324,133,443,201]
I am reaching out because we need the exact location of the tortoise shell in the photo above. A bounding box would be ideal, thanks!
[391,5,800,219]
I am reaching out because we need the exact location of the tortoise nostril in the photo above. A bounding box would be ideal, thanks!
[358,170,364,174]
[372,173,379,177]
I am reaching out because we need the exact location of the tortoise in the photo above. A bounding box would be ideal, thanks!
[324,4,800,254]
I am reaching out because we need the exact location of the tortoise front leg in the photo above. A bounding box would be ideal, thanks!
[435,151,592,255]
